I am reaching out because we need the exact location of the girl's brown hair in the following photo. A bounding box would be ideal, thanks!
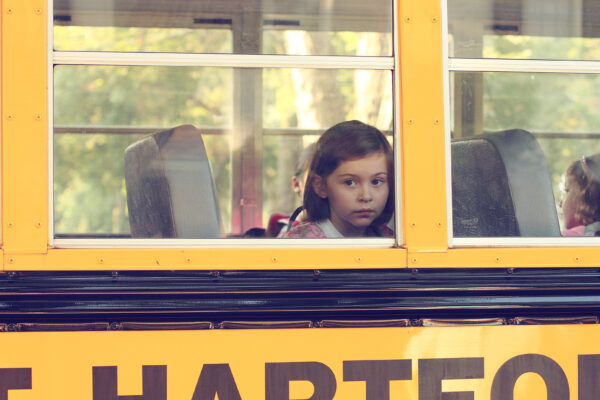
[567,154,600,225]
[303,120,394,226]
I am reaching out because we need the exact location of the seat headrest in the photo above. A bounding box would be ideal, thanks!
[452,129,560,237]
[124,125,221,238]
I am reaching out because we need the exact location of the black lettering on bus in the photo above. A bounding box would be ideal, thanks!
[0,368,32,400]
[343,360,411,400]
[578,354,600,400]
[92,365,166,400]
[419,358,484,400]
[191,364,242,400]
[265,362,336,400]
[490,354,569,400]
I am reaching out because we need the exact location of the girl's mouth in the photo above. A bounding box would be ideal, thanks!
[354,209,374,216]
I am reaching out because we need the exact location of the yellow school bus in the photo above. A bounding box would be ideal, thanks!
[2,0,600,398]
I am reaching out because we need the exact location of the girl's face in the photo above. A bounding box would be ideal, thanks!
[313,151,389,236]
[560,174,583,229]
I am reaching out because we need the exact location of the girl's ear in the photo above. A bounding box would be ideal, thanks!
[312,175,328,199]
[291,176,302,195]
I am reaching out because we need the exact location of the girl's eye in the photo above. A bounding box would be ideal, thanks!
[343,179,355,186]
[372,178,385,186]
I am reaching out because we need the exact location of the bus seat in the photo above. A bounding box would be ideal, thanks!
[124,124,221,238]
[452,129,560,237]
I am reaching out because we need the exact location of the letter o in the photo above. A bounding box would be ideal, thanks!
[491,354,569,400]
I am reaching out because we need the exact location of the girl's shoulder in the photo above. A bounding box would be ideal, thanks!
[562,225,585,236]
[283,221,327,238]
[369,224,395,238]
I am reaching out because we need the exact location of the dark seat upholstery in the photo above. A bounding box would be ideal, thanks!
[452,129,560,237]
[124,125,221,238]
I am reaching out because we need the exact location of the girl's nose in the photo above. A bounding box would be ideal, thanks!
[358,185,373,202]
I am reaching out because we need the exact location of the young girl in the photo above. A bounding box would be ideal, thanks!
[284,120,394,238]
[561,154,600,236]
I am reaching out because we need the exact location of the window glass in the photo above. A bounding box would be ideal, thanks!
[54,0,393,56]
[54,65,393,239]
[448,0,600,60]
[450,71,600,237]
[54,26,232,53]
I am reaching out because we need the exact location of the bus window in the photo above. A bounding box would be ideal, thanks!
[447,0,600,241]
[52,0,396,242]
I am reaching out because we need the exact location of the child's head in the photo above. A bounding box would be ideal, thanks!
[291,142,316,200]
[303,120,394,235]
[561,154,600,229]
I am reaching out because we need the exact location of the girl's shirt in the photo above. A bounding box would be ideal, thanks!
[562,225,586,236]
[561,221,600,237]
[284,219,394,238]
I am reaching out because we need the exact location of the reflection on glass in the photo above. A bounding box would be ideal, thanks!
[451,71,600,237]
[263,31,392,56]
[54,0,392,55]
[54,27,232,53]
[264,68,393,130]
[54,66,232,128]
[448,0,600,60]
[451,72,600,137]
[54,133,143,236]
[54,65,392,238]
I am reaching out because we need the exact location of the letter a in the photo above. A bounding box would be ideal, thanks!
[191,364,242,400]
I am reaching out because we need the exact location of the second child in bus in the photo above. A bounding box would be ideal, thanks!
[284,120,394,238]
[561,154,600,236]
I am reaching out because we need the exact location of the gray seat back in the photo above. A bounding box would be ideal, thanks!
[452,129,560,237]
[124,125,221,238]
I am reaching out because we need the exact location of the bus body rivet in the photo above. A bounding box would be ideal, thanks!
[36,221,42,228]
[7,222,13,228]
[432,17,439,23]
[436,222,442,228]
[35,9,42,15]
[35,115,41,121]
[186,257,191,263]
[574,257,581,262]
[7,8,13,14]
[408,119,414,125]
[356,257,362,263]
[7,114,14,120]
[434,119,440,125]
[410,222,416,228]
[404,17,411,23]
[495,257,501,263]
[8,258,15,264]
[99,258,104,264]
[412,257,417,263]
[271,256,278,263]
